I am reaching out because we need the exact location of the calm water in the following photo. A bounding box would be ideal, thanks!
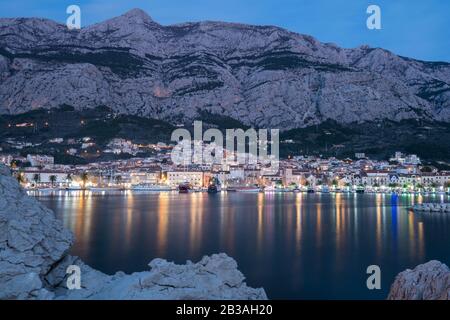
[33,191,450,299]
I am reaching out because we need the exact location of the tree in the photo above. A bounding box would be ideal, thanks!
[16,172,26,184]
[80,172,89,189]
[49,175,57,187]
[388,183,398,188]
[33,173,41,185]
[66,173,72,182]
[115,175,122,185]
[332,179,338,187]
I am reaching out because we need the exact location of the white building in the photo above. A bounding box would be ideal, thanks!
[107,138,139,156]
[129,170,161,185]
[49,138,63,144]
[26,154,54,167]
[166,171,204,187]
[22,170,68,186]
[421,173,450,187]
[362,170,390,186]
[0,154,13,166]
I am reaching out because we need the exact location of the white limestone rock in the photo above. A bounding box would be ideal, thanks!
[388,260,450,300]
[0,166,73,300]
[48,253,267,300]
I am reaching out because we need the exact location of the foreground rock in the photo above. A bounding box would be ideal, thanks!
[388,261,450,300]
[48,254,266,300]
[0,165,73,299]
[0,166,266,300]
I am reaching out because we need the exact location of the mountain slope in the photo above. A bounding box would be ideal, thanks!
[0,8,449,129]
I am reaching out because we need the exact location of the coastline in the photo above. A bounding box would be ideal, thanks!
[0,165,266,300]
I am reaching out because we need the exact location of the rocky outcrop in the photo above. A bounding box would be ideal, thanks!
[388,261,450,300]
[0,165,73,299]
[0,166,267,300]
[48,254,266,300]
[0,9,449,129]
[412,203,450,213]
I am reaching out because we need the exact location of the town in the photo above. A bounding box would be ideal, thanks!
[1,135,450,194]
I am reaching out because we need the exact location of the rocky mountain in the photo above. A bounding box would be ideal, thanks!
[0,8,449,130]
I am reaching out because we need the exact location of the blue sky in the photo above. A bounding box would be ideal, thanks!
[0,0,448,62]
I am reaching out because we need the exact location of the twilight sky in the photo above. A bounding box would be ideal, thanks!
[0,0,448,62]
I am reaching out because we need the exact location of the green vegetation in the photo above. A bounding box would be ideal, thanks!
[280,119,450,162]
[2,107,450,166]
[49,175,57,187]
[80,172,89,189]
[16,172,25,184]
[195,110,250,130]
[33,174,40,184]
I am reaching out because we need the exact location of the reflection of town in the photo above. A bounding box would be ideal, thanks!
[50,189,429,273]
[1,136,450,194]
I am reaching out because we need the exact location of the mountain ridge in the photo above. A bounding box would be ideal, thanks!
[0,8,449,129]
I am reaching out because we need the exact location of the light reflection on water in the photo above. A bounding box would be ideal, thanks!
[32,191,450,299]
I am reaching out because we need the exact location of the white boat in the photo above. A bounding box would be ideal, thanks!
[235,186,262,193]
[37,187,57,192]
[264,186,276,193]
[131,184,172,191]
[66,185,83,191]
[89,186,123,192]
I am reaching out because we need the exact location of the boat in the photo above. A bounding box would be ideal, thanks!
[207,184,219,194]
[178,182,192,193]
[321,186,330,193]
[307,187,315,193]
[66,185,83,191]
[235,186,261,193]
[37,187,56,192]
[355,186,365,194]
[89,186,123,192]
[131,184,172,191]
